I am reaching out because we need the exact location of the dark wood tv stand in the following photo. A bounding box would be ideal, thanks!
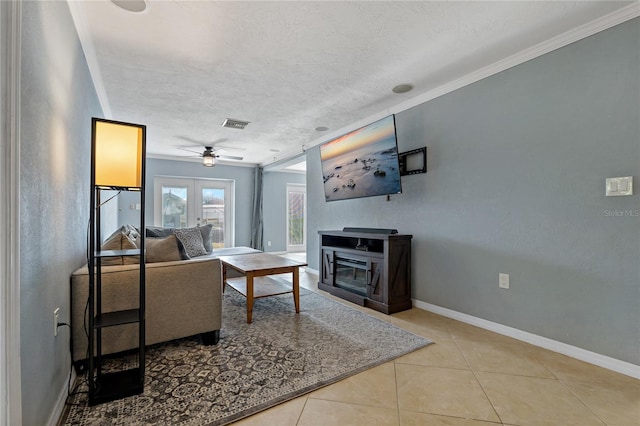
[318,230,412,314]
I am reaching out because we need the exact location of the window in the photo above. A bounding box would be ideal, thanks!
[286,183,306,252]
[154,177,234,248]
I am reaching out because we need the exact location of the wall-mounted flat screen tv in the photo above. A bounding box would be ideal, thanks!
[320,115,402,202]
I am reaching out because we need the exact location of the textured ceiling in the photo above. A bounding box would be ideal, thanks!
[70,1,636,167]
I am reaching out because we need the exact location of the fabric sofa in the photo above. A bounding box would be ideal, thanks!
[70,224,259,367]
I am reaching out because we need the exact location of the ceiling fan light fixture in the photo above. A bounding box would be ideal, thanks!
[202,151,216,167]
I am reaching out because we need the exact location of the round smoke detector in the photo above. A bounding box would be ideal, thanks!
[392,84,414,94]
[111,0,147,13]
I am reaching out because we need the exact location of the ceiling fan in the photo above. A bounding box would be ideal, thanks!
[175,135,246,152]
[178,146,244,167]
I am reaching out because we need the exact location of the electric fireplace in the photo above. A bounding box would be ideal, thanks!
[318,229,412,314]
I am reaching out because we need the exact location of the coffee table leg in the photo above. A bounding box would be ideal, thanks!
[246,274,254,323]
[293,267,300,314]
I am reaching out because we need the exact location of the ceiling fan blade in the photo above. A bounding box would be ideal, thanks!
[175,135,207,144]
[217,154,244,161]
[215,144,246,152]
[177,147,203,156]
[177,135,234,146]
[175,142,244,162]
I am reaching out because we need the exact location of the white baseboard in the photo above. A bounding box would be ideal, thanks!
[47,369,75,426]
[414,299,640,380]
[305,267,319,275]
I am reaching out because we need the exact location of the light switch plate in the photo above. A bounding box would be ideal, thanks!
[499,273,510,289]
[606,177,633,196]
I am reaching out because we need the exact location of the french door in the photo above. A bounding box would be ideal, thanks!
[154,177,234,248]
[286,183,306,252]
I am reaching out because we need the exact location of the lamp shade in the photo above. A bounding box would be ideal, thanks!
[92,118,146,189]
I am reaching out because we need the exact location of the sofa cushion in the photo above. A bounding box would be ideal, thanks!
[174,227,207,258]
[145,235,182,263]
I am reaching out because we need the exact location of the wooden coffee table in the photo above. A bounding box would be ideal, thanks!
[218,252,308,323]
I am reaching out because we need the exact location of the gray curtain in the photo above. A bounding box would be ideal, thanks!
[250,166,264,250]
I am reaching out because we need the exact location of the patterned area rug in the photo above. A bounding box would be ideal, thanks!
[64,288,431,425]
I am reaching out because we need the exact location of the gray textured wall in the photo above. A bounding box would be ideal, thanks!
[119,158,257,246]
[262,171,306,252]
[19,2,102,424]
[308,18,640,364]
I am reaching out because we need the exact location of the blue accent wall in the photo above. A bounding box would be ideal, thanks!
[307,18,640,364]
[19,2,103,423]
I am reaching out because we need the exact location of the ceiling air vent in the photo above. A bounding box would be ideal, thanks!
[221,118,250,129]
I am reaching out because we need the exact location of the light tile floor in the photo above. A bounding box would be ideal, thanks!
[235,268,640,426]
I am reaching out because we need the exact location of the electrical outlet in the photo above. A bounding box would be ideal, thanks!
[499,273,510,289]
[267,241,272,247]
[53,307,60,337]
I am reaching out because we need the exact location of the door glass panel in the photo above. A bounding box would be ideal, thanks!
[161,186,187,228]
[201,187,225,248]
[155,177,234,247]
[286,183,306,252]
[287,190,305,248]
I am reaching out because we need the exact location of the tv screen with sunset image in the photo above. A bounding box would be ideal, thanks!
[320,115,402,202]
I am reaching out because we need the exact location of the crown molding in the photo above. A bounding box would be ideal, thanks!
[266,3,640,167]
[67,1,112,118]
[66,1,638,168]
[390,2,640,115]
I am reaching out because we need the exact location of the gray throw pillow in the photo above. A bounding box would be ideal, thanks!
[146,226,174,238]
[124,224,140,240]
[173,227,207,258]
[199,224,214,253]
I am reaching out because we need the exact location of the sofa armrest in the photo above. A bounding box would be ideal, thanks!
[70,257,222,362]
